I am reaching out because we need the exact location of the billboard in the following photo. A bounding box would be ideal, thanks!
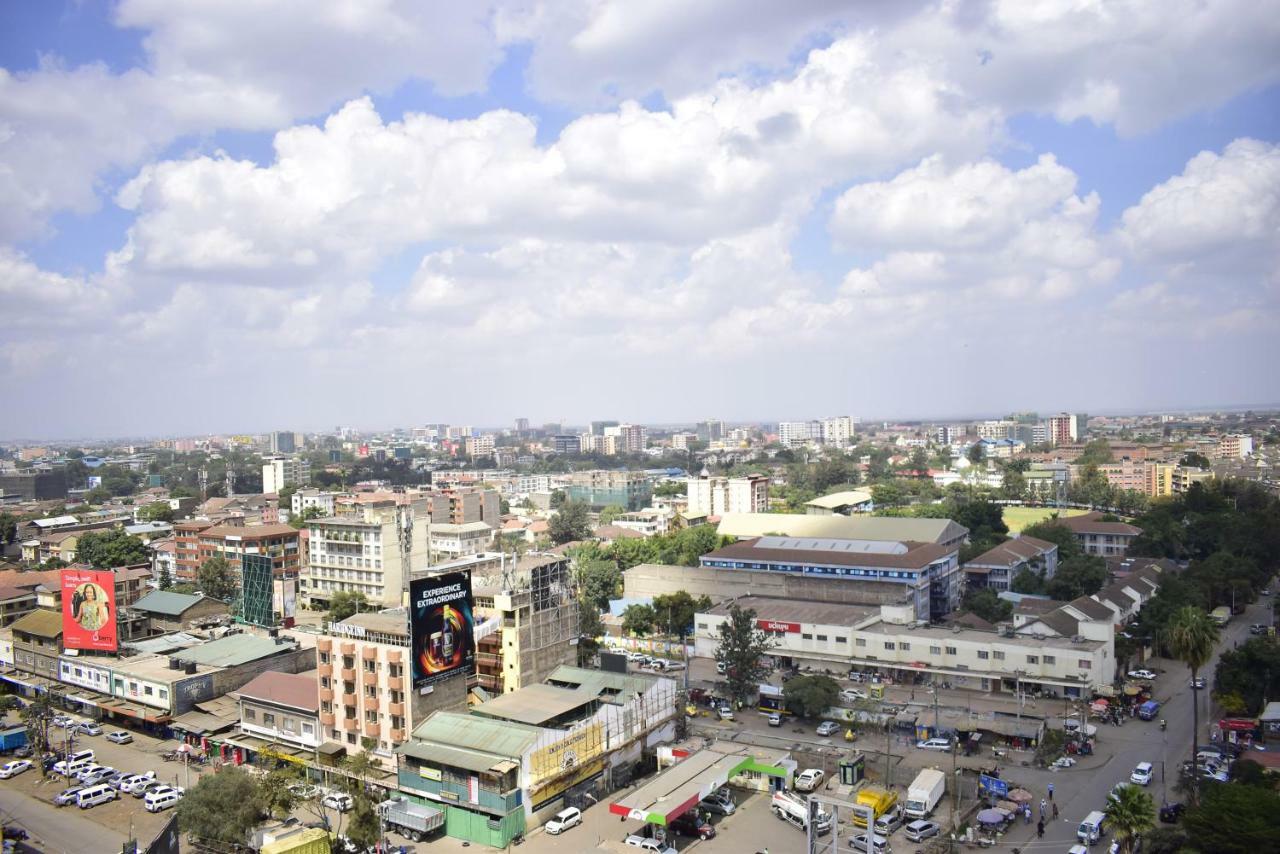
[272,576,298,624]
[61,568,118,651]
[410,572,475,687]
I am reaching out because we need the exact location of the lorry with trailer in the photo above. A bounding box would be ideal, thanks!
[771,790,832,835]
[904,768,946,820]
[851,785,898,827]
[378,796,446,842]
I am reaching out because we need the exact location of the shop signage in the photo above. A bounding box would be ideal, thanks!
[757,620,801,633]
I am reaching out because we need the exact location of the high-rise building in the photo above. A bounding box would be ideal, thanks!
[306,500,428,608]
[515,418,530,433]
[778,421,818,448]
[935,426,954,445]
[696,420,725,442]
[670,432,697,450]
[686,472,770,516]
[552,434,581,454]
[270,431,296,454]
[1047,413,1078,447]
[821,416,856,446]
[590,420,619,436]
[618,424,647,453]
[174,521,301,583]
[464,435,496,458]
[262,455,311,494]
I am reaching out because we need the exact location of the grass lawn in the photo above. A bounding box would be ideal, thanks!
[1002,505,1089,533]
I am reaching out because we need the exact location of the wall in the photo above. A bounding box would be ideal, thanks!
[624,563,917,607]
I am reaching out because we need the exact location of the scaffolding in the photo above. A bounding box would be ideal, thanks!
[240,553,275,627]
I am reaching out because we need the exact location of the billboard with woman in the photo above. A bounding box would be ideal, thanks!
[61,568,118,651]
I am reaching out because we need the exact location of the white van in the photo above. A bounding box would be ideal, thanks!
[77,783,118,809]
[1078,810,1106,844]
[144,788,182,812]
[54,749,96,777]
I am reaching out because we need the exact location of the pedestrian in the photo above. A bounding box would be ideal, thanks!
[1053,802,1060,819]
[1024,807,1031,825]
[1040,798,1047,818]
[1048,782,1054,800]
[1037,819,1045,838]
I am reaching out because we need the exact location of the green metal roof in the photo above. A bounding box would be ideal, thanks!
[402,711,540,760]
[176,634,294,667]
[132,590,209,617]
[543,665,658,700]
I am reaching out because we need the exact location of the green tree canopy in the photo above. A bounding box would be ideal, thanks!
[598,504,626,524]
[1105,782,1155,854]
[138,501,174,522]
[1046,554,1108,600]
[783,674,841,719]
[960,587,1013,623]
[176,766,267,845]
[621,603,657,637]
[1076,439,1115,466]
[575,559,622,611]
[1182,777,1280,853]
[714,605,776,707]
[652,591,712,637]
[196,555,238,601]
[0,512,20,544]
[1010,566,1046,595]
[550,500,592,544]
[1164,605,1219,796]
[1214,637,1280,715]
[75,528,150,568]
[328,590,369,623]
[1021,518,1083,560]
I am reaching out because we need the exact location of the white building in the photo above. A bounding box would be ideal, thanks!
[686,472,769,516]
[305,501,428,608]
[291,489,336,518]
[465,435,496,457]
[778,421,820,448]
[670,432,698,451]
[821,416,856,446]
[1218,434,1254,459]
[262,455,311,494]
[428,521,496,561]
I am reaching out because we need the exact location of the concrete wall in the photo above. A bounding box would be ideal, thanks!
[624,563,916,608]
[410,668,468,723]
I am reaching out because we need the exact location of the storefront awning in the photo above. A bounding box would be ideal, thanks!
[170,710,237,735]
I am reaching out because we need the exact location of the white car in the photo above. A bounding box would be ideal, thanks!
[545,806,582,835]
[1053,756,1078,769]
[795,768,824,792]
[1128,669,1157,680]
[119,772,158,794]
[623,836,676,854]
[841,688,868,702]
[322,792,354,812]
[917,738,952,751]
[905,820,940,842]
[850,831,892,853]
[816,721,839,737]
[0,759,32,779]
[288,782,321,799]
[1130,762,1153,786]
[105,731,133,744]
[717,706,734,721]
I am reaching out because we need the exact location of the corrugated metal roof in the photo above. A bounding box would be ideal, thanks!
[470,684,595,726]
[132,590,211,617]
[176,634,294,667]
[717,513,967,544]
[805,490,874,509]
[9,608,63,638]
[404,711,540,758]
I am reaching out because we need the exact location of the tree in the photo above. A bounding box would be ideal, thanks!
[176,766,267,845]
[966,442,986,465]
[19,693,54,757]
[576,559,622,611]
[1163,606,1219,801]
[138,501,174,522]
[782,674,841,719]
[290,505,324,529]
[1010,567,1046,595]
[0,512,17,545]
[1001,468,1026,501]
[549,500,592,544]
[870,482,906,508]
[157,564,173,590]
[653,481,687,497]
[1046,555,1108,600]
[622,603,657,637]
[1142,826,1188,854]
[75,528,149,568]
[328,590,369,623]
[346,793,381,850]
[1105,783,1155,854]
[960,587,1013,623]
[1021,519,1083,560]
[197,555,238,601]
[578,602,604,666]
[549,489,568,510]
[598,504,626,524]
[1180,452,1212,469]
[1076,439,1115,466]
[255,765,299,819]
[1182,778,1280,853]
[714,605,776,707]
[652,591,712,637]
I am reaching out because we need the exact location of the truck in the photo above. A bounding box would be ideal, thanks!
[259,828,332,854]
[0,727,28,754]
[378,797,445,842]
[904,768,946,820]
[1211,606,1232,626]
[771,791,832,835]
[851,785,898,827]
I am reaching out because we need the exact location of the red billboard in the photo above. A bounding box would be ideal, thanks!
[757,619,801,634]
[62,568,118,651]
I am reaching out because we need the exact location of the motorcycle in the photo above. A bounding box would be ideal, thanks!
[1160,719,1167,732]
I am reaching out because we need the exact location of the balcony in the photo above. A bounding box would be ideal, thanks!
[387,676,404,692]
[319,712,335,726]
[339,642,355,656]
[388,702,405,717]
[361,647,377,660]
[342,718,357,732]
[389,728,406,742]
[475,652,500,666]
[316,638,332,653]
[342,693,357,707]
[363,722,380,739]
[475,672,501,690]
[316,662,332,677]
[340,668,356,681]
[319,688,334,702]
[386,650,403,665]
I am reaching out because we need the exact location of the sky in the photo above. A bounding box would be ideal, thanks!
[1,1,1279,439]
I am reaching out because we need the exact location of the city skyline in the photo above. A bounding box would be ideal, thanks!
[2,2,1277,438]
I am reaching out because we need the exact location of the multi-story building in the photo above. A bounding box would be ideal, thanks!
[577,433,598,454]
[963,536,1059,592]
[270,431,297,454]
[465,435,496,458]
[1082,459,1150,493]
[686,471,769,516]
[552,434,581,454]
[777,421,820,448]
[0,469,68,500]
[669,432,697,451]
[589,420,619,436]
[935,426,954,445]
[565,470,652,511]
[616,424,647,454]
[1012,423,1050,446]
[305,502,428,609]
[696,420,724,442]
[821,416,856,446]
[975,420,1015,441]
[291,489,336,518]
[428,522,496,561]
[234,670,322,755]
[1172,466,1214,493]
[1146,462,1176,497]
[426,487,501,528]
[1218,434,1254,459]
[515,418,530,433]
[262,455,311,495]
[1056,511,1143,557]
[175,523,301,583]
[1048,413,1079,447]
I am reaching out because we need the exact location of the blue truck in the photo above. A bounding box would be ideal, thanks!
[0,725,28,753]
[1138,701,1160,721]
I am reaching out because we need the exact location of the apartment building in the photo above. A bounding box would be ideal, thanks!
[696,420,725,442]
[1218,434,1254,459]
[565,470,653,511]
[613,424,648,454]
[670,432,697,451]
[428,522,496,561]
[305,502,427,609]
[291,489,336,518]
[174,522,301,583]
[964,536,1059,592]
[551,435,581,454]
[777,421,820,448]
[686,471,769,516]
[234,670,322,754]
[976,420,1015,440]
[423,487,501,528]
[1056,511,1143,557]
[465,435,496,458]
[1048,413,1079,446]
[1146,463,1176,498]
[1172,466,1215,493]
[262,455,311,495]
[270,431,298,454]
[821,416,856,446]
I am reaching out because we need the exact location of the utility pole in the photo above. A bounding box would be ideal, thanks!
[884,726,892,787]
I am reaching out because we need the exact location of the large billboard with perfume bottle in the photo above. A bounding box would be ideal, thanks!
[409,571,475,687]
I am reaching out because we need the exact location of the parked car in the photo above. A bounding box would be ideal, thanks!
[544,807,582,835]
[0,760,31,779]
[700,790,736,816]
[623,836,676,854]
[54,785,86,806]
[849,830,892,853]
[1249,624,1268,635]
[144,787,183,813]
[841,688,868,702]
[1130,762,1154,786]
[323,792,354,812]
[717,706,734,721]
[1189,677,1206,689]
[136,781,175,800]
[1128,669,1157,681]
[795,768,825,791]
[1053,756,1078,768]
[105,731,133,745]
[815,721,839,737]
[77,784,119,809]
[670,812,716,839]
[77,765,115,785]
[875,807,904,836]
[767,713,782,727]
[1159,802,1185,823]
[287,783,320,799]
[76,723,102,737]
[120,772,158,794]
[905,820,941,842]
[50,715,73,729]
[916,738,952,752]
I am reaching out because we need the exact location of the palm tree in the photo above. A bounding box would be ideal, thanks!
[1105,784,1156,854]
[1162,606,1219,799]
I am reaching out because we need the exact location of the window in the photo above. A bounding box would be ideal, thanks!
[342,656,354,669]
[388,664,402,678]
[945,646,957,655]
[855,638,866,647]
[320,677,330,689]
[802,633,813,640]
[1044,655,1056,665]
[263,713,276,727]
[993,651,1005,660]
[321,701,331,713]
[319,652,330,664]
[816,634,828,642]
[245,708,256,721]
[836,636,848,644]
[365,710,378,723]
[900,642,910,651]
[1026,655,1039,664]
[1079,659,1092,669]
[363,659,376,673]
[697,622,709,630]
[930,645,942,655]
[978,650,989,659]
[144,686,153,696]
[365,685,377,698]
[884,642,895,650]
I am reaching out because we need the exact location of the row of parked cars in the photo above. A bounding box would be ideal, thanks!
[0,747,184,813]
[50,714,134,744]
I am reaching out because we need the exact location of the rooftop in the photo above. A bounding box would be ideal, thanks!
[469,683,597,726]
[132,590,223,617]
[399,711,541,771]
[198,523,298,539]
[337,610,409,638]
[860,615,1106,651]
[804,490,874,509]
[235,670,319,713]
[175,633,297,667]
[9,608,63,638]
[703,537,954,571]
[705,596,877,627]
[1056,512,1142,537]
[717,513,968,544]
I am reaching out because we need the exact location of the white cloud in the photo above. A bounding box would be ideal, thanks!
[1119,138,1280,272]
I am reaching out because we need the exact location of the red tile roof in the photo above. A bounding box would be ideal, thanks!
[234,670,318,713]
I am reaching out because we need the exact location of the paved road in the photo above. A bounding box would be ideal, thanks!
[0,786,129,854]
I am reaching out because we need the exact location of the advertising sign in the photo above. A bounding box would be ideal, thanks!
[272,576,298,623]
[530,722,605,786]
[978,774,1008,798]
[61,568,117,651]
[757,620,801,634]
[410,572,475,687]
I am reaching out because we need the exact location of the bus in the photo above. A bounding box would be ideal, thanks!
[1210,606,1231,626]
[757,683,788,715]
